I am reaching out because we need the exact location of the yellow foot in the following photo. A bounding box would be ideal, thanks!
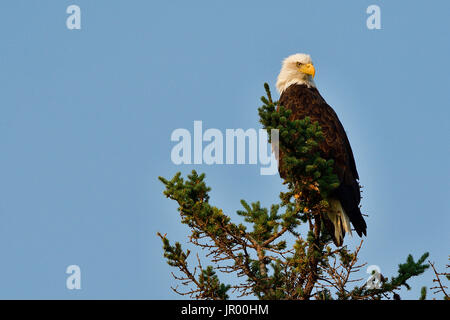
[308,183,320,192]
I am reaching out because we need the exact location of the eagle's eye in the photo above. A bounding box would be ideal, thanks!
[296,62,303,67]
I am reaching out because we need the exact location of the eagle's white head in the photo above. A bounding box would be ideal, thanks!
[276,53,316,94]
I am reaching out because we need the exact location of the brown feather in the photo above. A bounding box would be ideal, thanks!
[277,84,367,239]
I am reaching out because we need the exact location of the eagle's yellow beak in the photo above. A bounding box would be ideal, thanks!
[299,63,316,78]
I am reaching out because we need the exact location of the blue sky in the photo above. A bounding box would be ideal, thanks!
[0,1,448,299]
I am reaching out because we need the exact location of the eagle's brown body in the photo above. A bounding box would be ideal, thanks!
[278,84,367,243]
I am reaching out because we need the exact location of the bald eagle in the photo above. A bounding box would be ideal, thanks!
[276,53,367,246]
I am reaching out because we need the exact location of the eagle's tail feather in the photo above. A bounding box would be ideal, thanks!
[348,206,367,237]
[336,183,367,237]
[327,199,352,246]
